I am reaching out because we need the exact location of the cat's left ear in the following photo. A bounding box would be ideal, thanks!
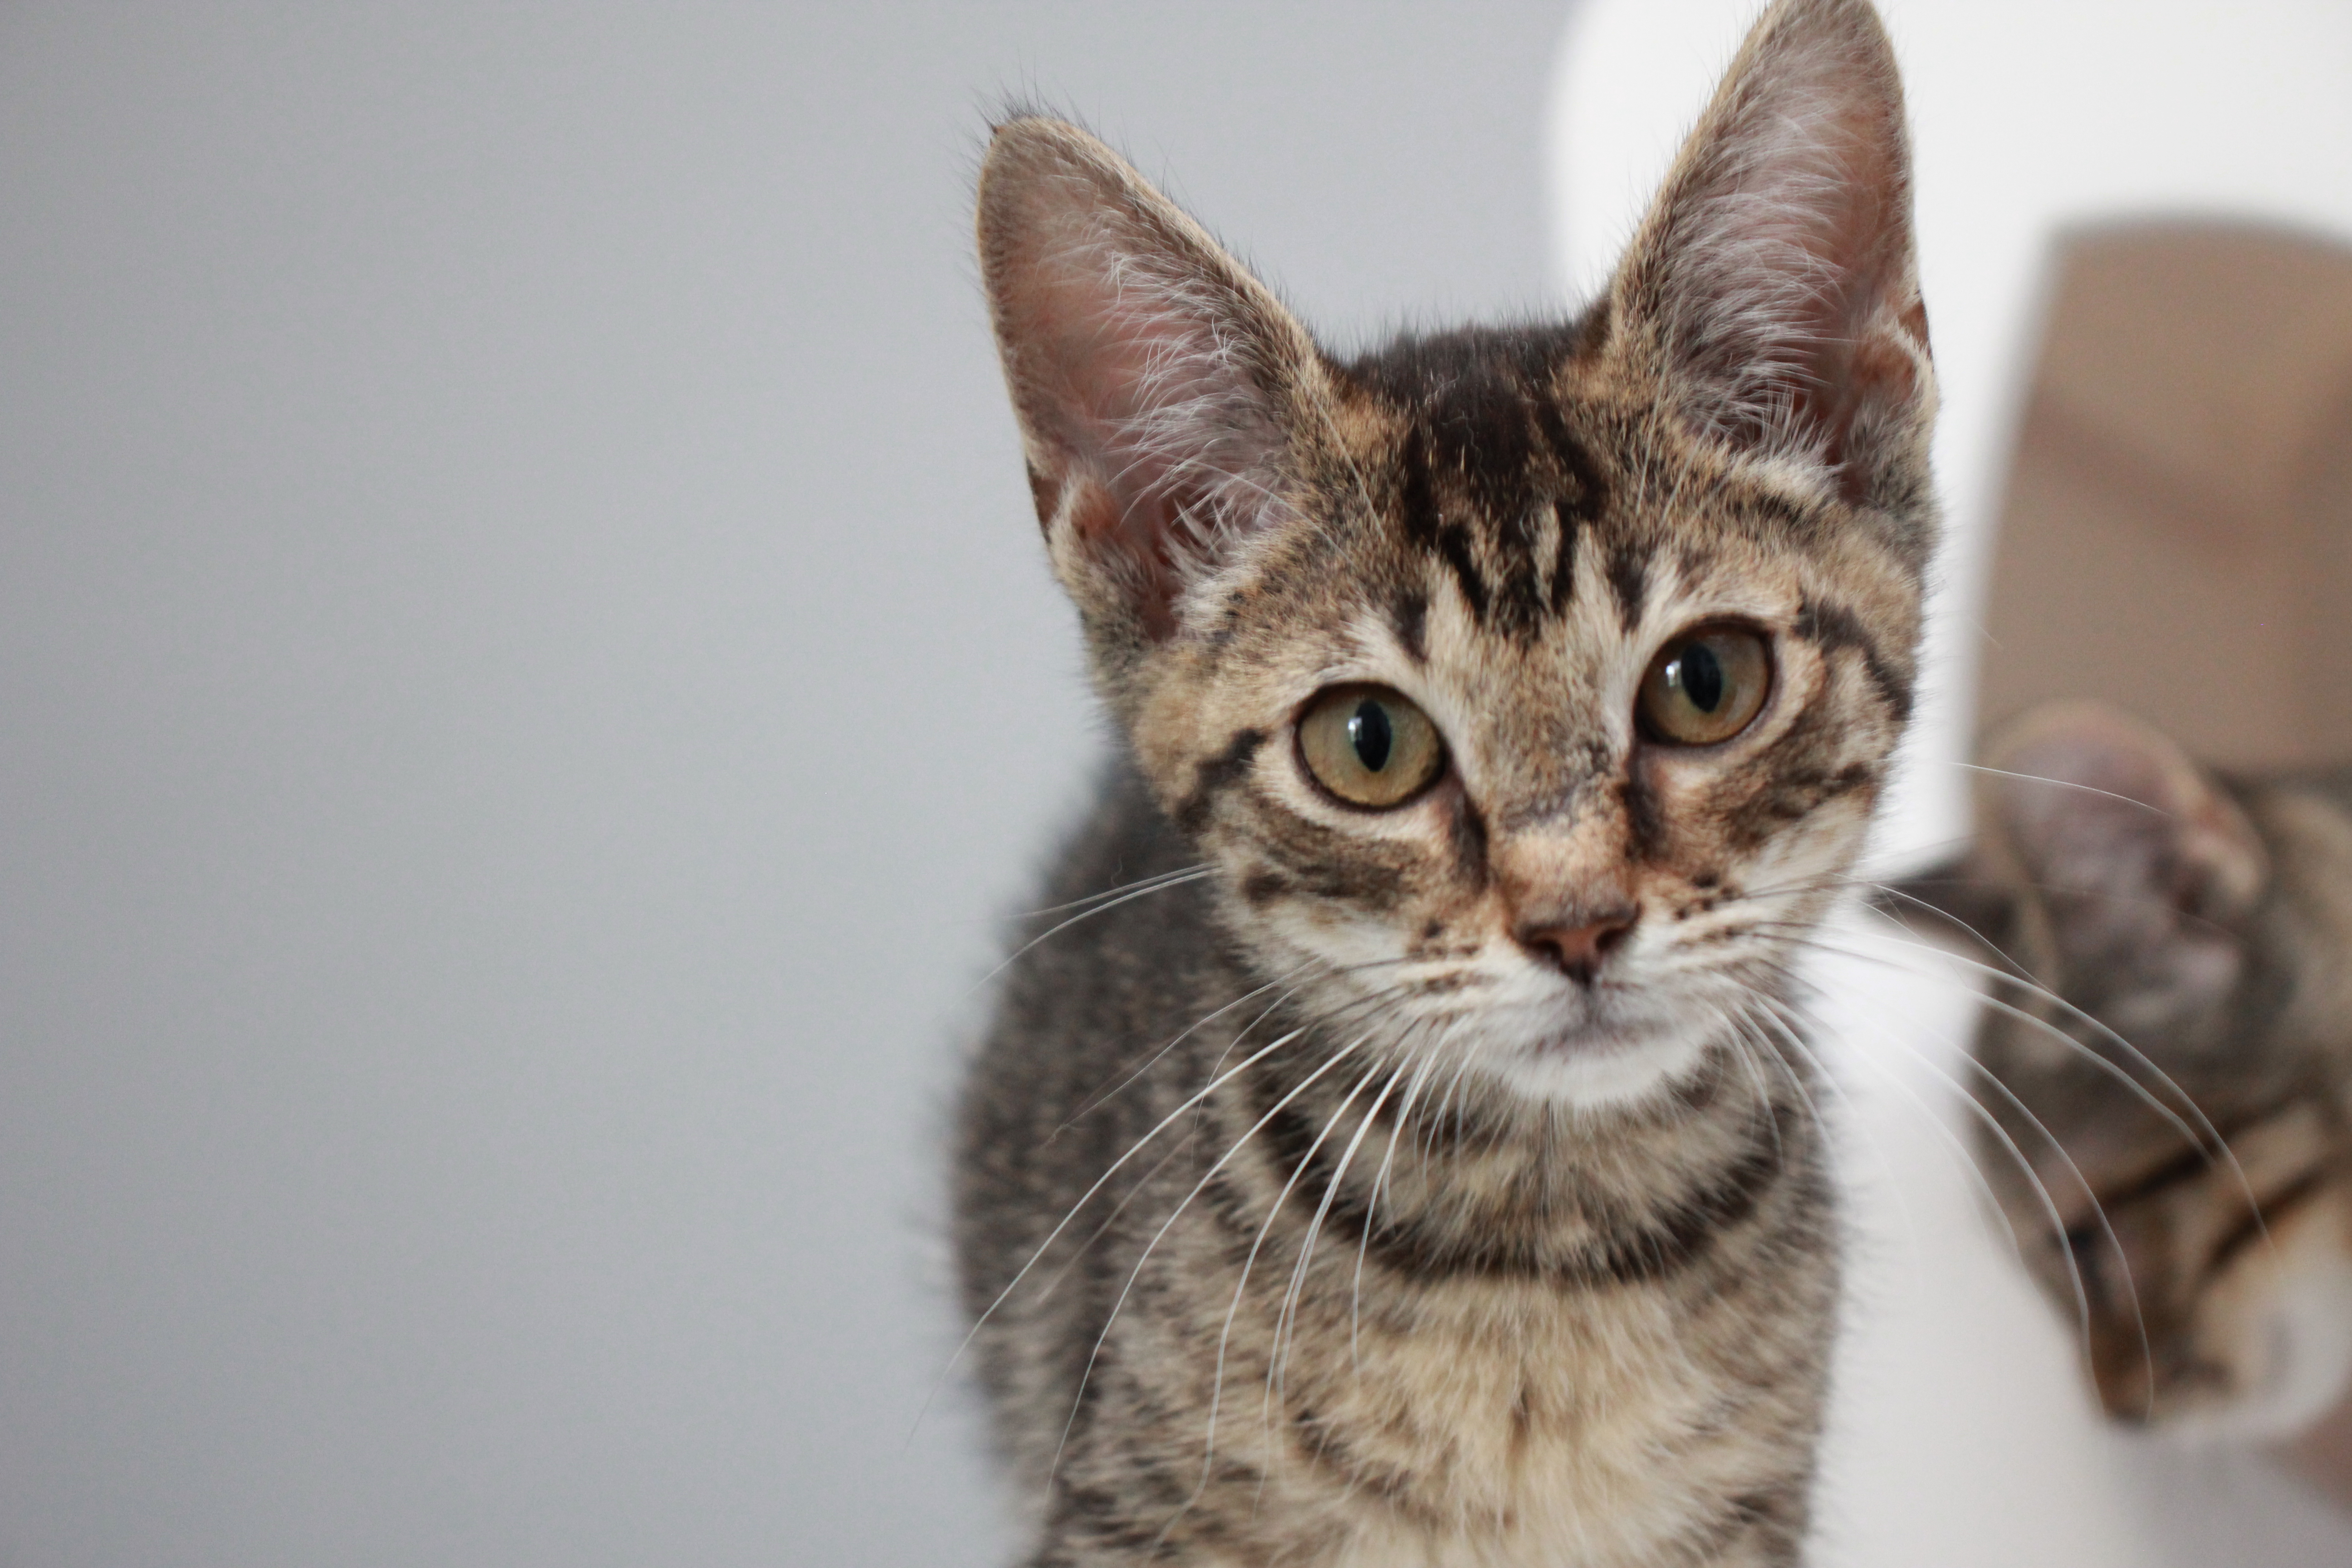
[977,116,1321,666]
[1609,0,1933,510]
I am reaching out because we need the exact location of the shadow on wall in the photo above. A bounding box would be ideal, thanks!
[1980,222,2352,772]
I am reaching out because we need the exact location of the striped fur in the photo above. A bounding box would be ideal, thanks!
[1897,703,2352,1441]
[956,2,1934,1561]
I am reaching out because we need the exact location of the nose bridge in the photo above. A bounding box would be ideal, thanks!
[1494,784,1633,926]
[1472,661,1632,923]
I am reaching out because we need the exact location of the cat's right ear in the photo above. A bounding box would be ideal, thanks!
[977,117,1319,657]
[1975,702,2269,1018]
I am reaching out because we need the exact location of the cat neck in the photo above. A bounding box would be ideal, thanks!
[1225,1004,1821,1290]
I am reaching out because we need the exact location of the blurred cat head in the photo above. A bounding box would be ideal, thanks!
[1896,700,2352,1438]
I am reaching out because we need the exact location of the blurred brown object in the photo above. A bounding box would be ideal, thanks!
[1986,222,2352,1505]
[1977,222,2352,770]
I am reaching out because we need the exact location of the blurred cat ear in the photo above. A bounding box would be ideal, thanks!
[1608,0,1932,507]
[977,117,1320,650]
[1976,702,2269,1024]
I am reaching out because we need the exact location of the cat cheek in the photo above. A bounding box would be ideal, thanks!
[1621,764,1745,869]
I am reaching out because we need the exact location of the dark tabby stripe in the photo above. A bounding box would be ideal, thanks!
[1176,727,1267,832]
[1449,794,1491,887]
[1368,328,1616,643]
[1325,1136,1789,1287]
[1287,1401,1434,1519]
[2204,1167,2331,1279]
[2088,1103,2294,1214]
[1605,539,1648,629]
[1549,498,1583,615]
[1677,1487,1809,1563]
[1793,596,1909,721]
[1391,589,1429,663]
[1249,1086,1792,1287]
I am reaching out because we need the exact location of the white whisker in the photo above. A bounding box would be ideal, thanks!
[1051,1028,1383,1489]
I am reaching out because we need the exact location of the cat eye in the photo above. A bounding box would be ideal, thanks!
[1637,626,1771,746]
[1296,685,1446,809]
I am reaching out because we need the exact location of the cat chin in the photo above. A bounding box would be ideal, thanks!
[1482,1028,1715,1111]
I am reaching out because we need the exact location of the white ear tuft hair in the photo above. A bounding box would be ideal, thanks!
[976,117,1319,646]
[1612,0,1931,503]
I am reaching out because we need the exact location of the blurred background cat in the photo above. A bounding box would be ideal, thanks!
[1893,701,2352,1446]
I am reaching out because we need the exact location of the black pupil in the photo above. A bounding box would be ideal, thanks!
[1675,642,1725,713]
[1347,700,1393,772]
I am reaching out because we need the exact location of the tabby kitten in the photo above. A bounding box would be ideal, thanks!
[953,1,1937,1562]
[1896,701,2352,1440]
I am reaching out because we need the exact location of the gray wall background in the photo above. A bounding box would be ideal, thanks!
[0,5,1568,1563]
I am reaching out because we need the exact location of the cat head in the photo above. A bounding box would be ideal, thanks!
[1896,701,2352,1438]
[979,0,1935,1110]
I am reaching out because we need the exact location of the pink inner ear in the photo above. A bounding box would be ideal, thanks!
[1781,129,1923,490]
[1019,279,1254,639]
[980,126,1300,642]
[1627,0,1927,495]
[1028,273,1219,517]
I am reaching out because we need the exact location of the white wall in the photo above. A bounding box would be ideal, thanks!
[0,5,1571,1564]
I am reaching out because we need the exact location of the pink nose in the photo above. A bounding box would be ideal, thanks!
[1515,912,1635,985]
